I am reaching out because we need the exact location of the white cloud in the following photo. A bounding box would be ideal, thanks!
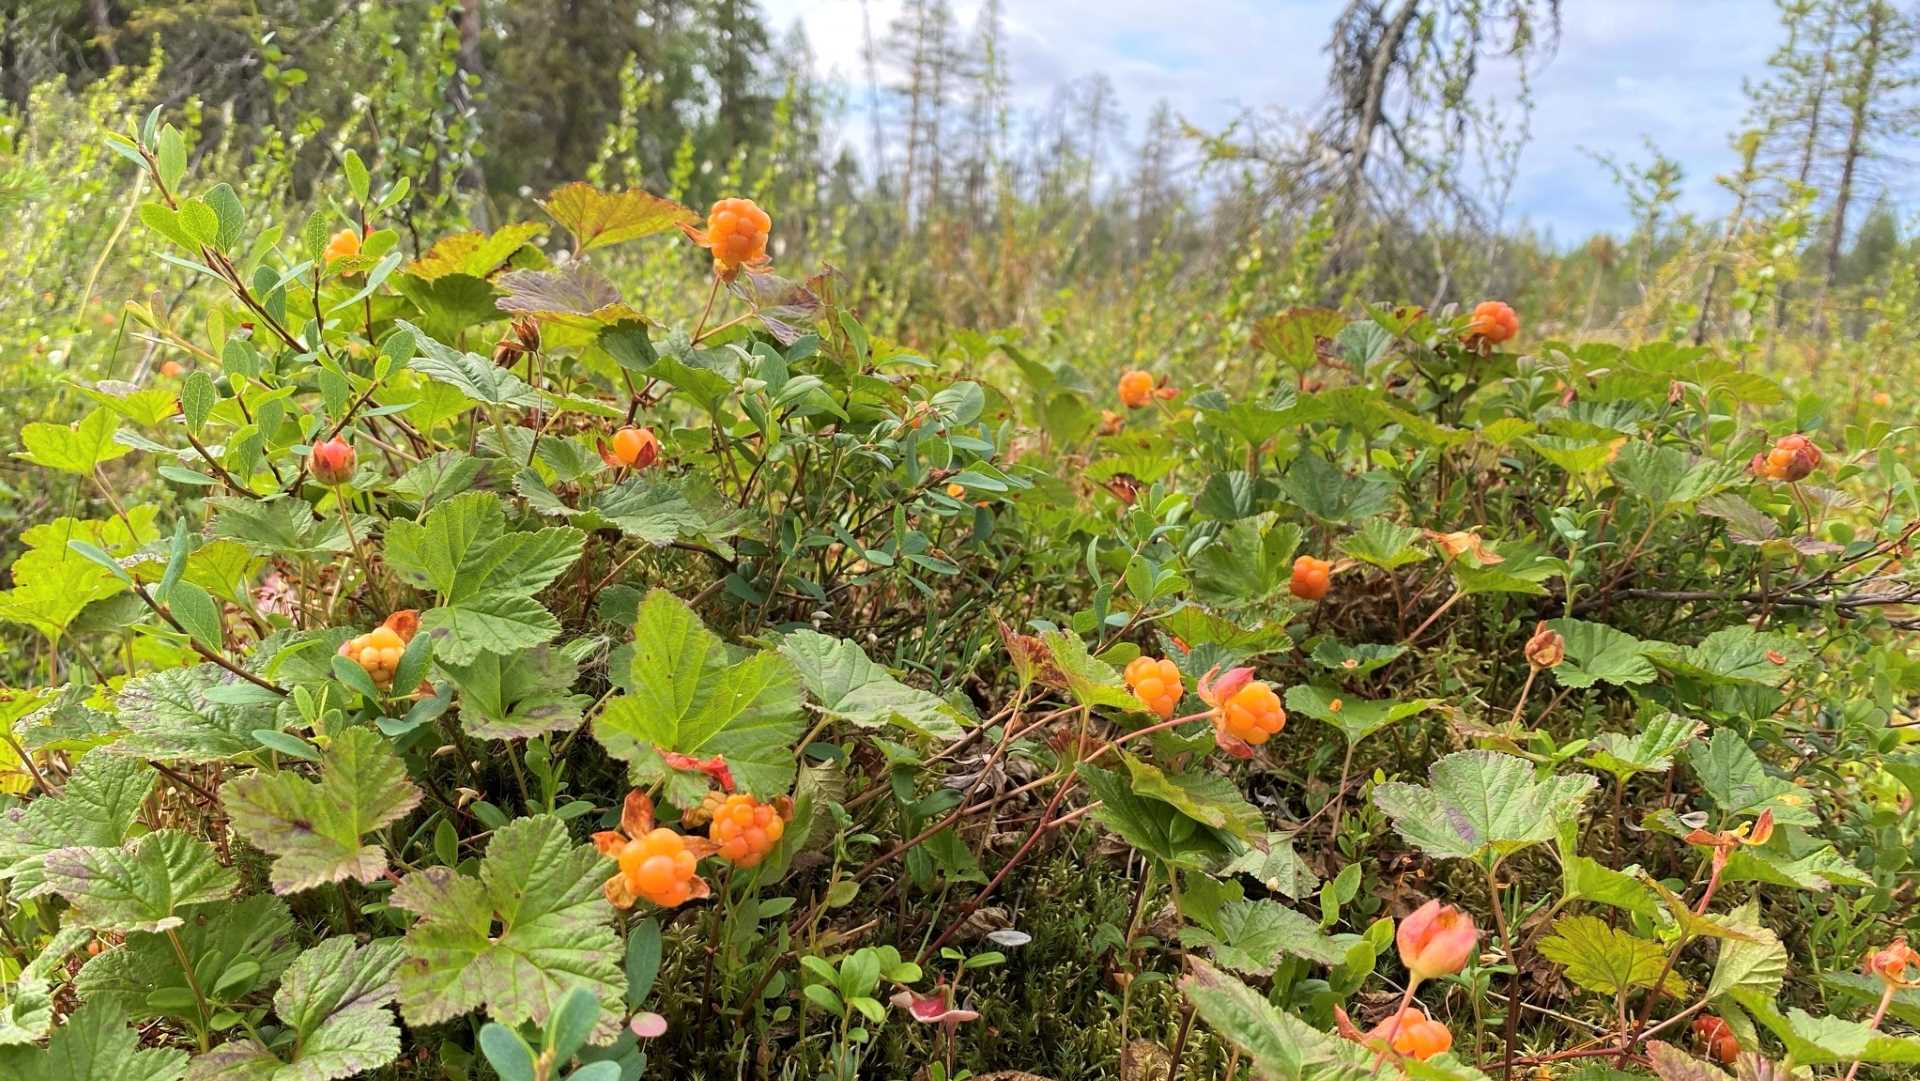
[759,0,1892,237]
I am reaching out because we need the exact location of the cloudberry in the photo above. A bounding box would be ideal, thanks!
[1290,555,1332,601]
[1370,1007,1452,1060]
[311,435,356,486]
[593,790,715,910]
[324,228,362,265]
[1693,1016,1740,1064]
[1465,300,1518,344]
[946,482,967,499]
[708,794,789,868]
[683,789,728,829]
[1118,370,1156,409]
[604,426,660,470]
[159,360,185,378]
[619,828,702,906]
[682,198,772,280]
[1218,680,1285,746]
[1748,433,1821,482]
[1123,656,1184,720]
[338,611,420,690]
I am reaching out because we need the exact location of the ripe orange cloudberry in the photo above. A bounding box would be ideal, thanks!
[1123,656,1183,720]
[708,793,792,868]
[601,426,660,470]
[1290,555,1332,601]
[1118,370,1155,408]
[682,197,771,280]
[1373,1007,1453,1060]
[1693,1016,1740,1064]
[324,228,362,265]
[1465,300,1518,344]
[593,790,716,910]
[338,610,420,690]
[1748,433,1821,482]
[1197,667,1285,756]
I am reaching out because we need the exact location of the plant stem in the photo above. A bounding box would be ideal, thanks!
[165,927,212,1052]
[1841,983,1896,1081]
[692,275,722,340]
[1487,864,1521,1080]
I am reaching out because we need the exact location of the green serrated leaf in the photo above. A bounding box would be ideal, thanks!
[778,629,969,741]
[222,727,421,894]
[1372,750,1597,869]
[593,590,803,803]
[394,815,624,1039]
[44,830,237,933]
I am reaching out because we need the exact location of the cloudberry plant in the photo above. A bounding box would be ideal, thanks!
[338,610,420,690]
[1290,555,1332,601]
[1122,656,1183,719]
[707,793,791,868]
[1117,369,1155,408]
[1465,299,1518,344]
[681,197,772,280]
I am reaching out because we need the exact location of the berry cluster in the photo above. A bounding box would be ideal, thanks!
[683,198,772,279]
[1217,680,1285,746]
[1465,300,1518,344]
[338,611,420,690]
[707,794,788,868]
[618,828,704,907]
[1748,433,1821,482]
[1122,656,1183,719]
[1118,370,1155,408]
[1290,555,1331,601]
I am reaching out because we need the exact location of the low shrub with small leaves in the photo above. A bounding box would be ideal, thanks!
[0,110,1913,1081]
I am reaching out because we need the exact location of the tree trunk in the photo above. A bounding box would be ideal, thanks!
[1768,4,1839,358]
[88,0,119,68]
[1814,1,1885,344]
[1342,0,1419,221]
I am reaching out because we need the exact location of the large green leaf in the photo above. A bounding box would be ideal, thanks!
[1649,627,1805,688]
[397,322,540,407]
[394,815,624,1038]
[113,665,283,762]
[222,727,422,894]
[778,629,968,741]
[1181,900,1347,973]
[1731,989,1920,1066]
[1609,442,1740,510]
[1538,915,1682,996]
[1583,713,1699,782]
[15,408,132,475]
[1190,518,1304,606]
[1687,730,1815,826]
[1076,764,1230,871]
[1221,833,1319,900]
[0,751,153,898]
[1372,750,1596,869]
[1038,631,1138,712]
[383,491,584,664]
[190,937,407,1081]
[208,498,356,559]
[594,590,803,803]
[541,183,696,253]
[1706,902,1787,1002]
[0,1002,186,1081]
[1545,619,1659,689]
[1180,958,1378,1081]
[76,895,297,1026]
[1283,684,1435,745]
[45,830,237,933]
[441,647,591,741]
[1122,754,1264,840]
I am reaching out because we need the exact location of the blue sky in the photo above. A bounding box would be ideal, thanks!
[760,0,1808,239]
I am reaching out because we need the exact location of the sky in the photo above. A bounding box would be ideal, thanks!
[757,0,1797,240]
